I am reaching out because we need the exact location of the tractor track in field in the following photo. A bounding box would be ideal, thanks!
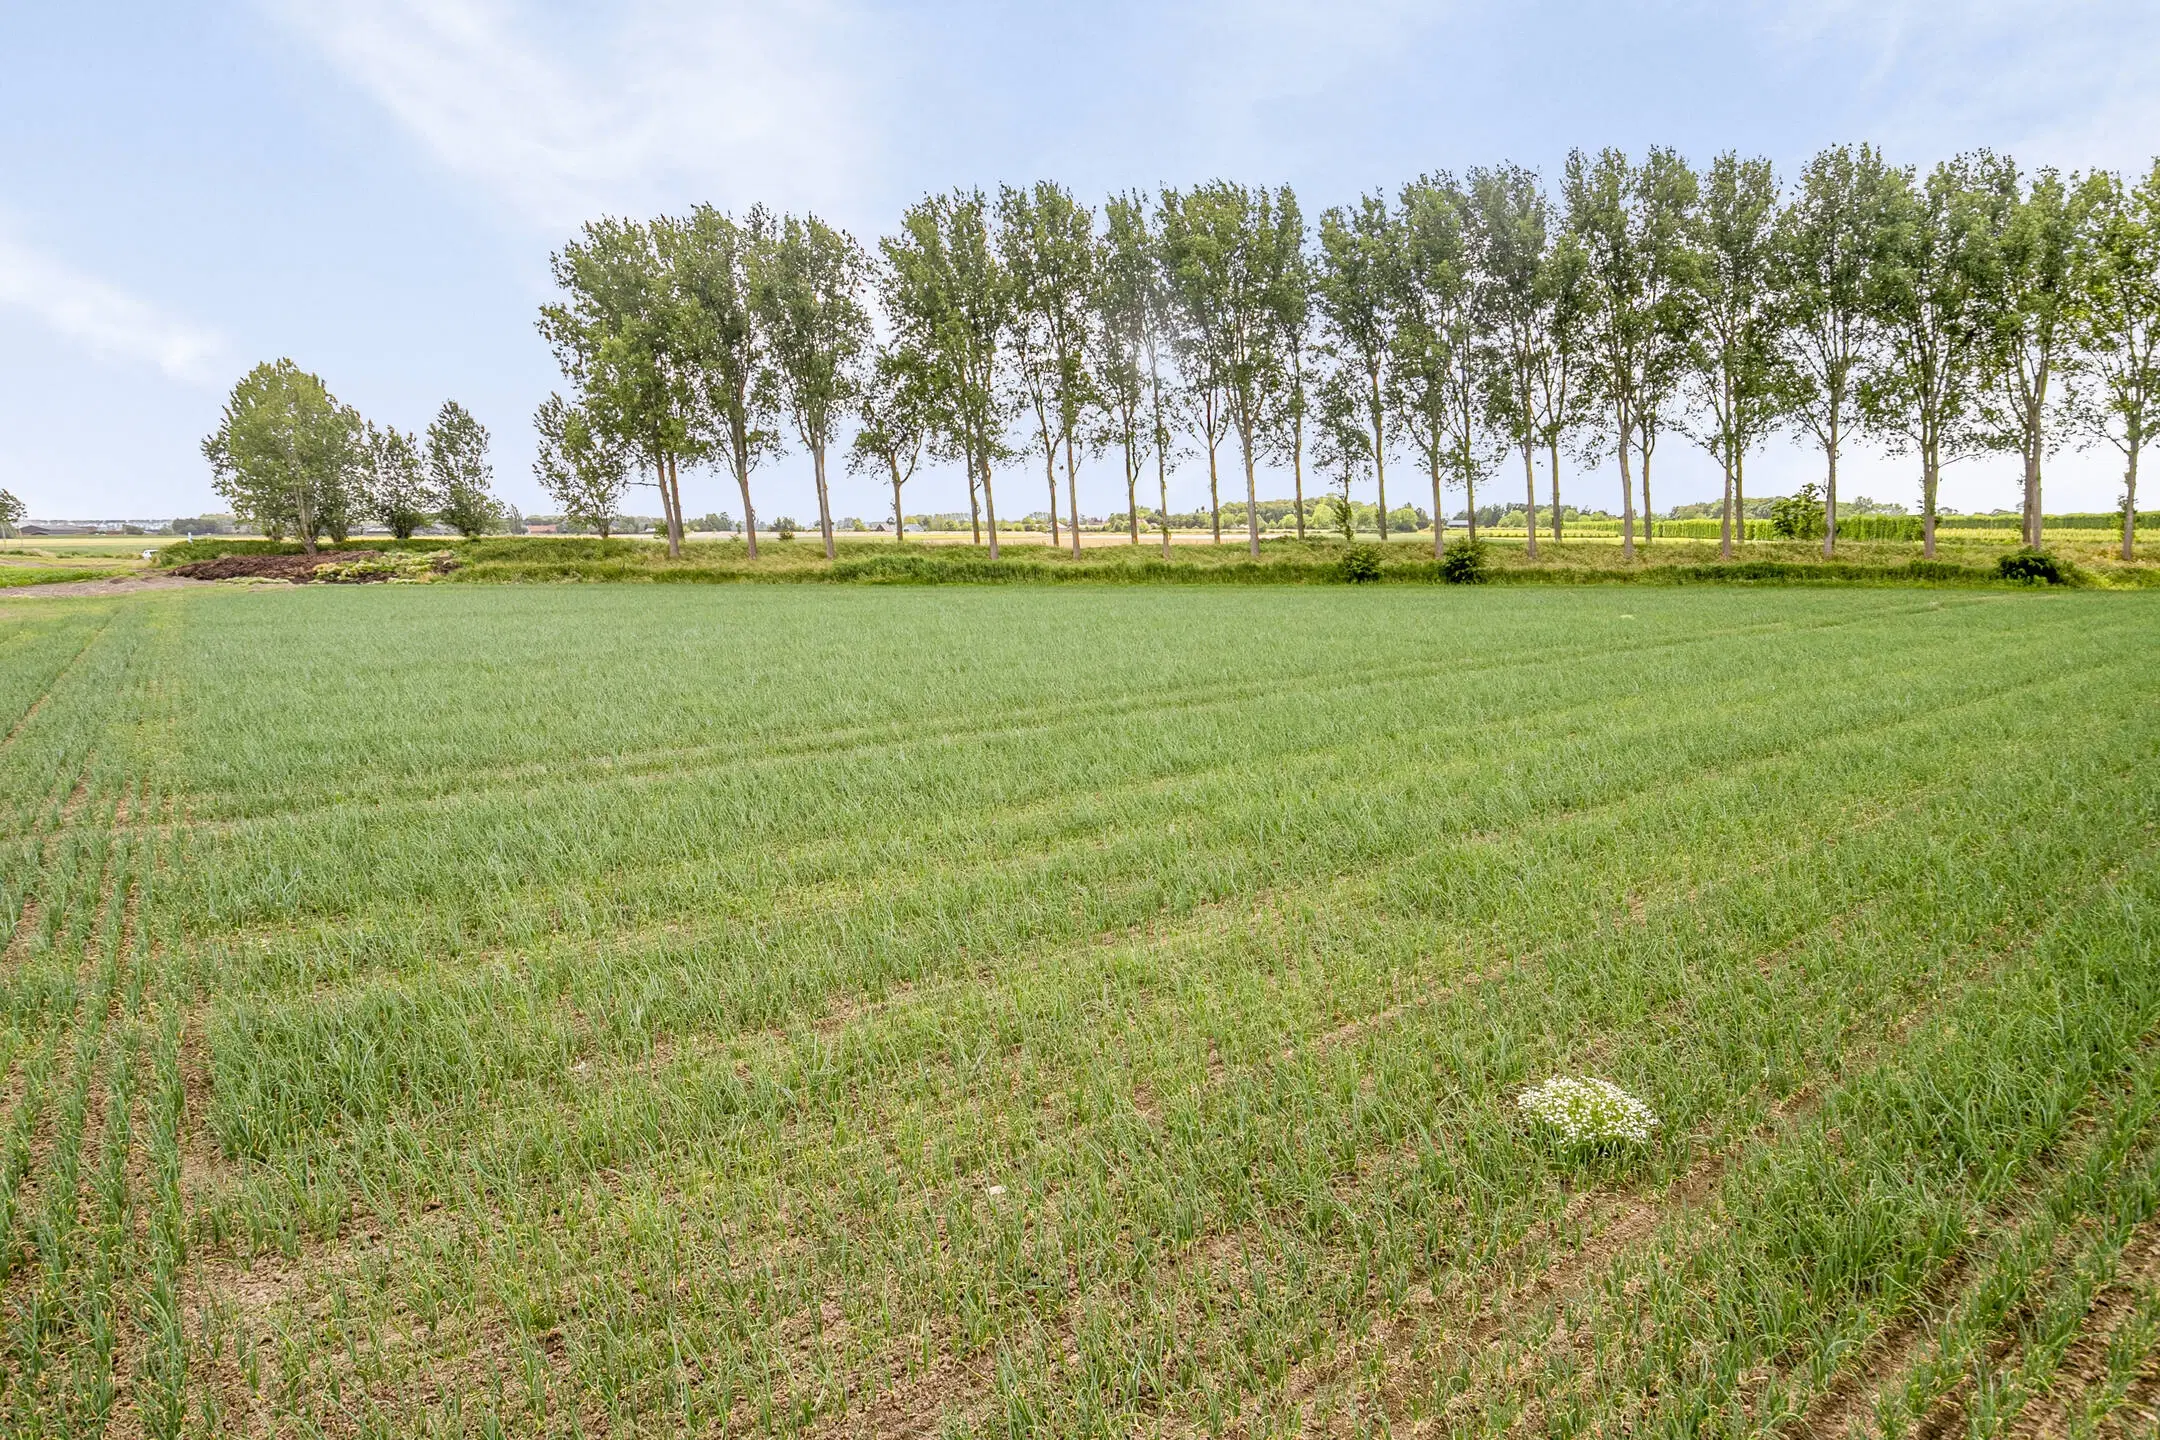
[82,590,2020,846]
[1319,832,2160,1440]
[799,791,2149,1440]
[0,611,114,757]
[2002,1217,2160,1440]
[155,633,2131,1025]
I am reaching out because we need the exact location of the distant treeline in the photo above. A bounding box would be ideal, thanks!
[532,145,2159,569]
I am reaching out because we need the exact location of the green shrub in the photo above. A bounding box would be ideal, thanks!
[1440,539,1488,584]
[1998,549,2068,585]
[1338,543,1383,583]
[1770,484,1827,540]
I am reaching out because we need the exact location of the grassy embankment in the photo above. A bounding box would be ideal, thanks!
[2,583,2159,1433]
[156,525,2160,586]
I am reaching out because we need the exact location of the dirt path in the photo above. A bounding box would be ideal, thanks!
[0,574,203,600]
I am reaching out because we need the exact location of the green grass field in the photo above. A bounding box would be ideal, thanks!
[4,583,2160,1436]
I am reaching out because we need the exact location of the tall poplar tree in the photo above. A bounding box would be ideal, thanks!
[1630,149,1701,544]
[1533,232,1593,541]
[1096,195,1158,545]
[1398,173,1493,552]
[2075,161,2160,561]
[883,190,1011,556]
[1000,183,1098,558]
[1679,153,1784,559]
[1471,164,1554,559]
[1316,194,1405,540]
[1860,154,2004,557]
[1564,149,1656,558]
[1976,164,2105,548]
[1262,228,1316,540]
[666,205,780,559]
[1773,144,1895,556]
[1160,181,1302,557]
[756,213,871,559]
[539,218,700,558]
[849,346,930,541]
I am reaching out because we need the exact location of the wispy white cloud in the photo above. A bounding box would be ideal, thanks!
[1753,0,2160,172]
[267,0,894,232]
[0,231,223,384]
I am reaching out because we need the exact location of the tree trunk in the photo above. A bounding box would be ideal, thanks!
[1922,444,1939,560]
[2125,444,2140,563]
[1293,417,1307,540]
[1370,377,1388,541]
[982,450,1000,559]
[890,457,905,542]
[1126,438,1140,545]
[1065,433,1083,560]
[1548,438,1563,543]
[2024,434,2043,549]
[665,453,685,559]
[1638,421,1653,547]
[1823,417,1839,559]
[1617,402,1636,562]
[1719,447,1734,560]
[1045,445,1061,549]
[968,469,981,546]
[1241,426,1260,559]
[1521,442,1539,561]
[1734,449,1746,548]
[732,452,756,560]
[814,443,835,560]
[1158,448,1171,558]
[1430,457,1443,560]
[1209,436,1226,544]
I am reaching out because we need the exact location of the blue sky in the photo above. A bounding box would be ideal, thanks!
[5,0,2158,523]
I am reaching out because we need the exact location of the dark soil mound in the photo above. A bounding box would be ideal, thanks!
[172,551,378,581]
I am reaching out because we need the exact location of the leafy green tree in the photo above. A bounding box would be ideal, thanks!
[1533,231,1594,541]
[0,489,23,547]
[427,401,497,539]
[1774,144,1897,556]
[2073,160,2160,561]
[1470,164,1555,559]
[1397,173,1496,553]
[1311,360,1372,542]
[1160,181,1304,557]
[201,360,363,553]
[1629,149,1701,545]
[538,218,701,558]
[1861,154,2005,557]
[361,422,432,539]
[1095,195,1160,546]
[1975,165,2106,548]
[1678,153,1785,558]
[533,393,631,537]
[755,212,871,560]
[882,190,1012,557]
[665,205,781,559]
[1564,149,1660,558]
[849,345,930,540]
[1260,223,1316,541]
[1001,183,1099,558]
[1316,194,1406,539]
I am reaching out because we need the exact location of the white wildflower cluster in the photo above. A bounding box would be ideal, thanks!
[1517,1077,1659,1148]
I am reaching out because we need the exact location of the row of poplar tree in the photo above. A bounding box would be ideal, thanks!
[200,361,503,551]
[537,144,2160,565]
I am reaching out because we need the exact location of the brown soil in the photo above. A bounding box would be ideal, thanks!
[169,551,379,581]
